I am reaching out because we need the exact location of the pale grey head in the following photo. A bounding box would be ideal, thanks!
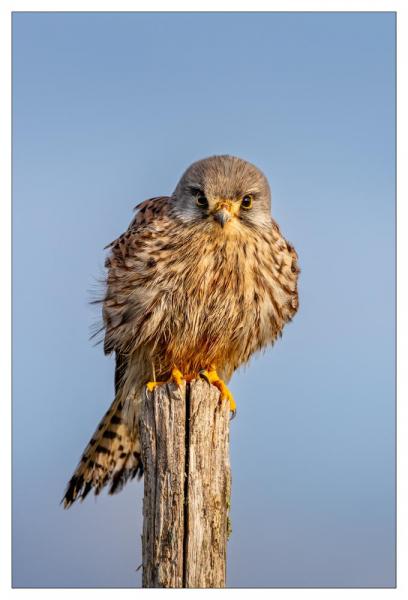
[172,155,272,230]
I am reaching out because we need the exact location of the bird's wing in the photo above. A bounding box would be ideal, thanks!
[102,196,173,356]
[104,196,172,251]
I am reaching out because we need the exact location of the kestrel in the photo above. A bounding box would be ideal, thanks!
[63,155,299,507]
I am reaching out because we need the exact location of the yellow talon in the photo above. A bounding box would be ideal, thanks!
[146,381,163,392]
[215,380,237,414]
[171,367,184,387]
[199,368,237,415]
[146,367,184,392]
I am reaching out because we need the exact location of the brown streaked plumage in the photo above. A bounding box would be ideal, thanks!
[63,155,299,507]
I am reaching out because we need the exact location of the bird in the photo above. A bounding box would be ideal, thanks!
[62,154,300,508]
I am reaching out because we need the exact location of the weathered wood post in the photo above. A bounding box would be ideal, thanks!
[139,378,231,588]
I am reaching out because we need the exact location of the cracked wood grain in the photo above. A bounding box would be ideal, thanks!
[139,379,231,588]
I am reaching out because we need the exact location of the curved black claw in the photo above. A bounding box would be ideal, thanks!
[199,369,211,385]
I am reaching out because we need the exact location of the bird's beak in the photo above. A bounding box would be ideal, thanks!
[213,201,233,228]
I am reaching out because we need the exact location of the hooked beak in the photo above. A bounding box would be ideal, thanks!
[213,208,231,228]
[213,201,233,228]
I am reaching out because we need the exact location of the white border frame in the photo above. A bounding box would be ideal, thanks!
[1,2,404,598]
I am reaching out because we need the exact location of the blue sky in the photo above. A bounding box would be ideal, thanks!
[12,12,395,587]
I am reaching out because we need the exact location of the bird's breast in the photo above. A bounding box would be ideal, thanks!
[151,232,273,377]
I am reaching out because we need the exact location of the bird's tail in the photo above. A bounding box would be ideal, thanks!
[62,393,143,508]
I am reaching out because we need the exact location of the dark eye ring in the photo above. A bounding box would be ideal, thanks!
[196,194,208,208]
[241,194,253,209]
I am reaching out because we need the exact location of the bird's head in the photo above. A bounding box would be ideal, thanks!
[172,155,272,231]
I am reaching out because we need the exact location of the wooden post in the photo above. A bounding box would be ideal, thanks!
[139,378,231,588]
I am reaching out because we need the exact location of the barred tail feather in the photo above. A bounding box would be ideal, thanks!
[62,395,143,508]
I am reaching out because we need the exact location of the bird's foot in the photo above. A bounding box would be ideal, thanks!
[146,367,184,392]
[146,380,164,392]
[199,368,237,416]
[171,367,184,387]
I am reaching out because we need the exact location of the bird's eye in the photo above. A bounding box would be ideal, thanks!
[196,194,208,208]
[241,195,253,209]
